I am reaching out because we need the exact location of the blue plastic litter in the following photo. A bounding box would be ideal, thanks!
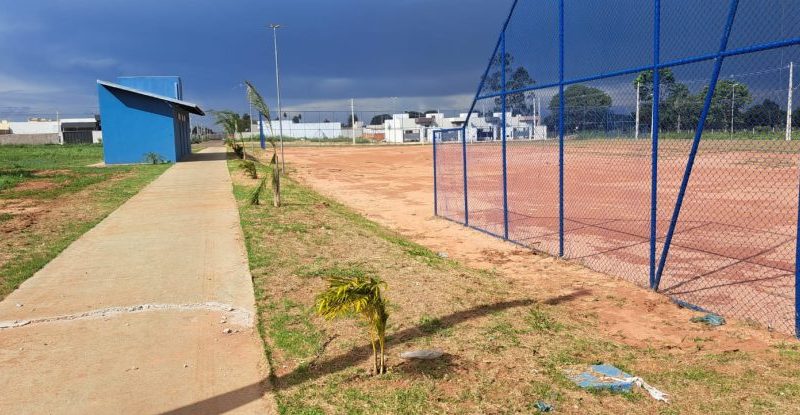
[533,401,553,412]
[568,364,635,392]
[690,313,726,326]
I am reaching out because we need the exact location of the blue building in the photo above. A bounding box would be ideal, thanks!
[97,76,204,164]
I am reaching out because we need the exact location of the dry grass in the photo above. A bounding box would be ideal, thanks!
[0,145,169,298]
[229,155,800,415]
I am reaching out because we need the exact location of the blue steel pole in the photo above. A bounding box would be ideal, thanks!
[796,174,800,338]
[501,31,509,240]
[259,112,266,150]
[795,173,800,338]
[558,0,565,257]
[463,0,520,130]
[654,0,740,290]
[433,131,438,217]
[649,0,661,289]
[463,124,469,226]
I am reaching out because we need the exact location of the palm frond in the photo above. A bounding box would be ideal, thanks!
[239,160,258,179]
[249,177,267,205]
[244,80,276,140]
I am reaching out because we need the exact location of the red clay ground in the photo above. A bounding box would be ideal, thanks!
[437,139,798,334]
[285,144,796,348]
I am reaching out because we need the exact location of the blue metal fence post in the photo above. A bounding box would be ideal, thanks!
[654,0,740,290]
[433,131,438,217]
[558,0,565,257]
[501,31,510,240]
[259,112,266,150]
[796,175,800,338]
[649,0,661,289]
[463,124,469,226]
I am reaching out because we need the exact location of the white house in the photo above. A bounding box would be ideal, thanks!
[382,111,548,144]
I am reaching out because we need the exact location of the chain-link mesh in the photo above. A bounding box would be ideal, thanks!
[432,0,800,337]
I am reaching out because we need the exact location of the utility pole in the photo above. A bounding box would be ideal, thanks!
[351,98,356,145]
[269,23,285,172]
[787,61,794,141]
[635,81,641,140]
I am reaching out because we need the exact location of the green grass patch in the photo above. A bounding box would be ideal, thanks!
[0,144,169,299]
[268,299,324,360]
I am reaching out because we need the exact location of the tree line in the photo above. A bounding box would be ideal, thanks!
[483,56,797,135]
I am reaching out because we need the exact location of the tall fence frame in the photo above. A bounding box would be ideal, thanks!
[433,0,800,337]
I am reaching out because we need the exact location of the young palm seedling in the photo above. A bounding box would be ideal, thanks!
[239,160,258,179]
[245,80,281,207]
[315,274,389,375]
[249,177,268,206]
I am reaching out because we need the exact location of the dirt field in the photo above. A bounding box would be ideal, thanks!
[285,144,796,345]
[436,139,799,334]
[228,145,800,413]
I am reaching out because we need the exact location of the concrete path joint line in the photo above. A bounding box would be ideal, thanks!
[0,301,254,330]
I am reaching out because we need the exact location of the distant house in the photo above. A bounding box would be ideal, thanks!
[97,76,204,164]
[61,118,100,144]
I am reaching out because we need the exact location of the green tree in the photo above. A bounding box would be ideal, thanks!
[343,114,360,127]
[702,79,752,130]
[743,99,786,129]
[660,83,702,132]
[244,80,281,208]
[370,114,392,125]
[486,52,536,115]
[633,68,678,128]
[633,68,677,101]
[214,110,240,139]
[316,274,389,375]
[237,113,251,132]
[546,84,613,132]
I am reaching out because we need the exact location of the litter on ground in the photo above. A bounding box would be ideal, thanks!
[566,363,669,402]
[690,313,726,326]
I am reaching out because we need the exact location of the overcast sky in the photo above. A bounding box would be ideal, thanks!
[1,0,797,122]
[0,0,509,120]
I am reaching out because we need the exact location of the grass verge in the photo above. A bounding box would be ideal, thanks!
[229,155,800,415]
[0,145,169,298]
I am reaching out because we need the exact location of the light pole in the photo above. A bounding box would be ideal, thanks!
[269,23,285,173]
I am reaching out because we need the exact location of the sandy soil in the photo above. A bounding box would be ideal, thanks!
[285,145,794,352]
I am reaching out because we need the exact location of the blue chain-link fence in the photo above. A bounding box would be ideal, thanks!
[433,0,800,336]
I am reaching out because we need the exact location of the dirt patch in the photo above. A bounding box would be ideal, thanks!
[33,169,74,177]
[282,146,794,353]
[0,171,137,280]
[12,180,56,192]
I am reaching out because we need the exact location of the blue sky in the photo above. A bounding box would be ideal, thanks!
[1,0,797,122]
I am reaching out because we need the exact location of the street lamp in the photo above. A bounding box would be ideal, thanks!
[269,23,285,173]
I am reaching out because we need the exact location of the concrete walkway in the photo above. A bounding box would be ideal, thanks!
[0,147,273,414]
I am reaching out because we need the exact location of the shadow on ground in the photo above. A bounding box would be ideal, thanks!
[158,289,591,415]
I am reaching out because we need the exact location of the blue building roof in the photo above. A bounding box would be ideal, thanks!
[96,80,205,116]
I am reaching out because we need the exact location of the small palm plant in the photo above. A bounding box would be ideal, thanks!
[215,110,245,159]
[244,80,281,207]
[249,177,267,206]
[315,274,389,375]
[239,160,258,179]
